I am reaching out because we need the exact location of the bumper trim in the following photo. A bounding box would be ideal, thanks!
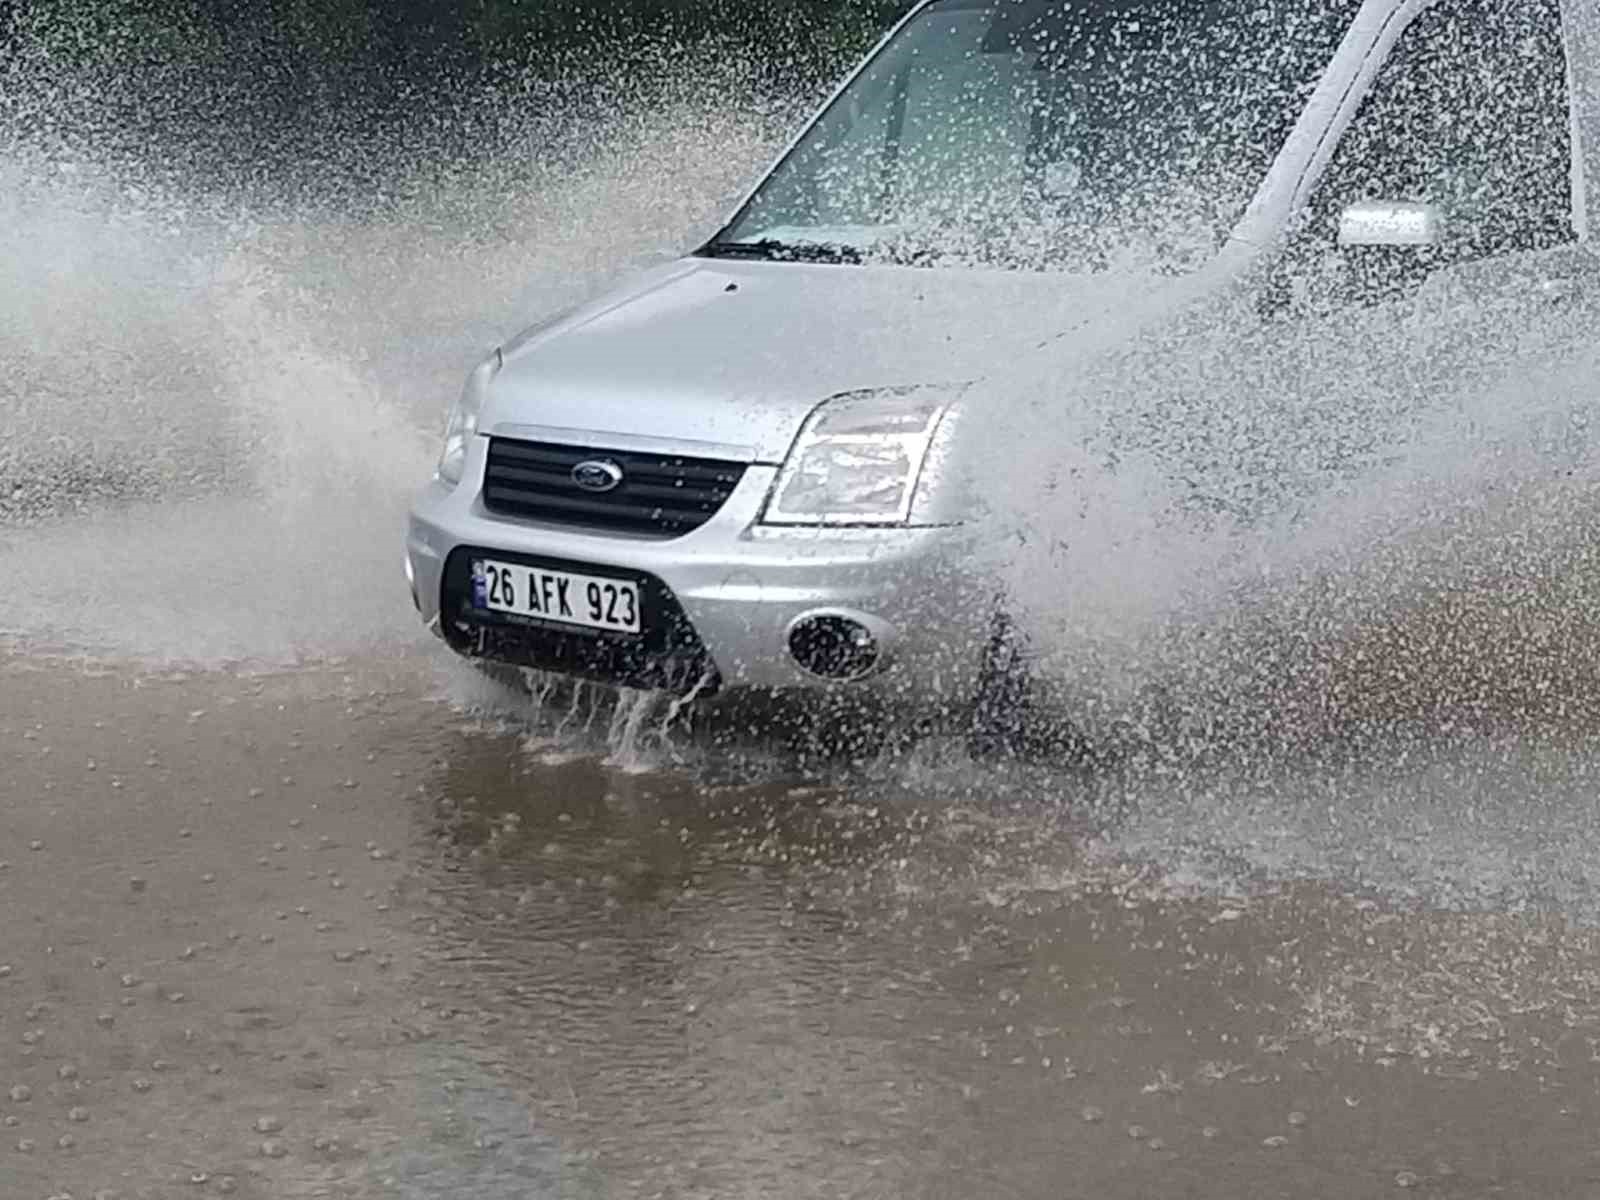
[438,546,721,696]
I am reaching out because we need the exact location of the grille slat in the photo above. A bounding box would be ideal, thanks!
[483,485,720,527]
[491,441,742,487]
[483,438,748,538]
[488,463,729,505]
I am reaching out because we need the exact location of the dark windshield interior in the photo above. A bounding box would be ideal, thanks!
[715,0,1361,272]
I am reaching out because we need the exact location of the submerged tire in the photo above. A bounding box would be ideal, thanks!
[967,612,1092,764]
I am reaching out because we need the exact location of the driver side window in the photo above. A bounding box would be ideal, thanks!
[1304,0,1571,291]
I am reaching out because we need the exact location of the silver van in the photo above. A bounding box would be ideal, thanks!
[407,0,1598,746]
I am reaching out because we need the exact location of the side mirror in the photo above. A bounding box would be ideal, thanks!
[1337,200,1443,248]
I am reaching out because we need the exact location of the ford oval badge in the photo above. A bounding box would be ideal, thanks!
[572,459,624,493]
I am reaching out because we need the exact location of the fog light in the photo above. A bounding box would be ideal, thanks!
[788,614,881,681]
[404,553,419,612]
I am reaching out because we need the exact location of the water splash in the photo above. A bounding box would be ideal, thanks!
[441,667,687,771]
[0,33,792,668]
[602,688,668,772]
[964,251,1600,764]
[14,8,1600,932]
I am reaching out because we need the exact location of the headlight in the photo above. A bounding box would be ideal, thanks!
[437,352,500,486]
[760,387,954,526]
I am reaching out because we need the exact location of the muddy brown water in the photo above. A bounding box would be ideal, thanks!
[5,651,1600,1199]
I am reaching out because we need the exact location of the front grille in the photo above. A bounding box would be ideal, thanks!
[440,547,719,696]
[483,438,748,539]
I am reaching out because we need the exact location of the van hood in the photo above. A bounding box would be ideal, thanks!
[483,256,1160,462]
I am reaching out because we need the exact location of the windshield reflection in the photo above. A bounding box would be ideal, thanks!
[715,0,1361,273]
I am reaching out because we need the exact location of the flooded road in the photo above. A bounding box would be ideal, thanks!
[11,26,1600,1198]
[9,650,1600,1198]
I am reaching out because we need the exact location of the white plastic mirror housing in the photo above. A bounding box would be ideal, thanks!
[1337,199,1443,248]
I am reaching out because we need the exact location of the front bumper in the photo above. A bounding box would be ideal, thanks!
[406,437,990,703]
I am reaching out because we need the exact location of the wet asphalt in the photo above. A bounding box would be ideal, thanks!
[5,650,1600,1199]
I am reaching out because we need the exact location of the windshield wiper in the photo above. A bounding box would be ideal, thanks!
[699,238,863,265]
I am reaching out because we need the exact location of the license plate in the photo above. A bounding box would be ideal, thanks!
[471,558,642,635]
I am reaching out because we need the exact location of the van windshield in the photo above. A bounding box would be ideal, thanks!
[710,0,1360,273]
